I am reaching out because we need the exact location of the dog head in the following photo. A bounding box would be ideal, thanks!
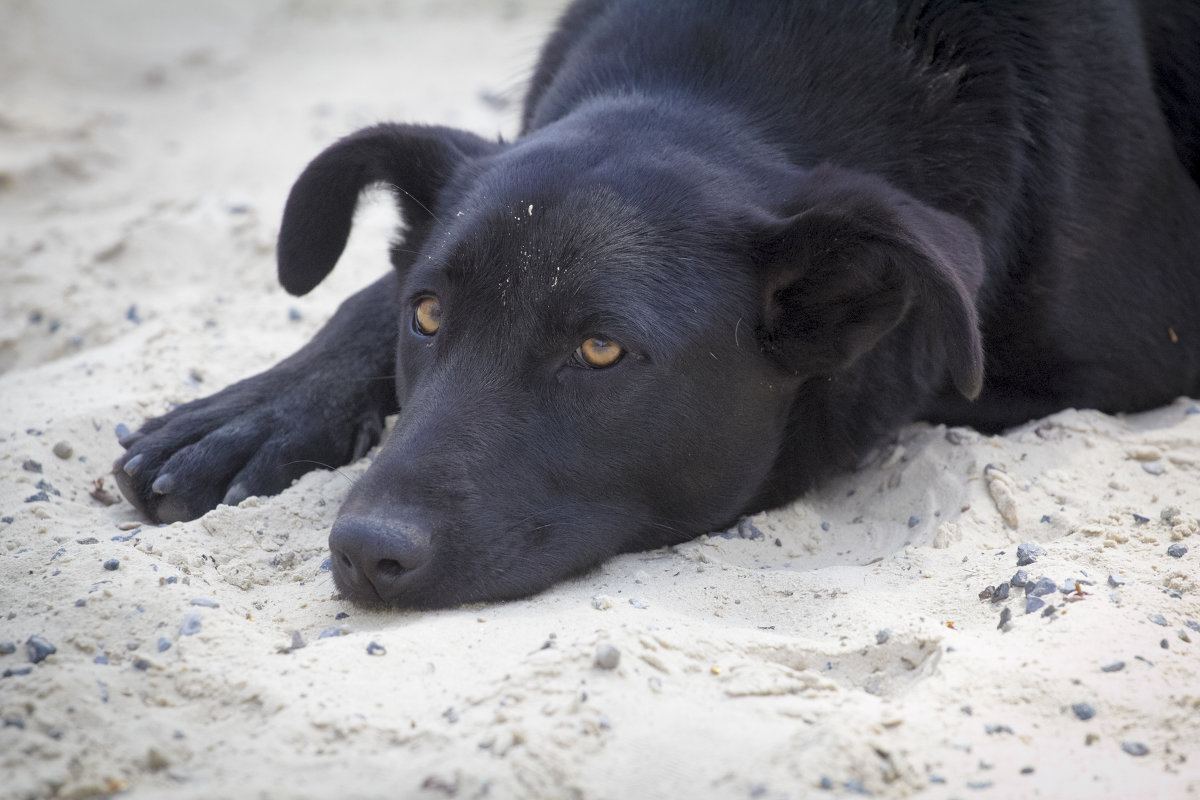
[279,115,983,608]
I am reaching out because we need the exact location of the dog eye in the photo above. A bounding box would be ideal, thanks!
[575,337,623,368]
[413,296,442,336]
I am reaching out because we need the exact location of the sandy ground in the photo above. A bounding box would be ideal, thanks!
[2,3,1198,799]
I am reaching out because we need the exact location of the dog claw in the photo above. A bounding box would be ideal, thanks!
[222,483,249,507]
[151,473,176,495]
[115,422,132,443]
[123,453,145,476]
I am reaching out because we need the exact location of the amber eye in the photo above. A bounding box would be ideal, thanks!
[576,337,623,368]
[413,296,442,336]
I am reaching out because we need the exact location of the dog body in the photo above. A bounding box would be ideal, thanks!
[115,0,1200,607]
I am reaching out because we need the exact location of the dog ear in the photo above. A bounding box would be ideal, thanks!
[757,166,985,399]
[277,123,499,296]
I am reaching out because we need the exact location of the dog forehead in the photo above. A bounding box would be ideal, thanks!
[426,188,744,346]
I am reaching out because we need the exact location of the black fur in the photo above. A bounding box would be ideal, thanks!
[114,0,1200,608]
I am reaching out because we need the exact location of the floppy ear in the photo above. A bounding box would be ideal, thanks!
[277,123,499,296]
[757,165,985,399]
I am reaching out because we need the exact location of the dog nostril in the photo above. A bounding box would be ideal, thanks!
[377,558,407,579]
[339,552,354,570]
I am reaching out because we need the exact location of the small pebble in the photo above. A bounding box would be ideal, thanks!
[907,515,920,528]
[103,559,120,571]
[1121,741,1149,757]
[1187,620,1200,633]
[52,441,73,459]
[979,585,994,601]
[0,642,15,655]
[591,595,613,610]
[1026,577,1057,597]
[157,638,172,653]
[1100,661,1125,673]
[288,307,303,322]
[997,607,1012,629]
[133,658,150,671]
[1108,574,1125,587]
[1071,702,1096,721]
[594,643,621,670]
[1016,542,1045,566]
[26,636,57,664]
[1148,613,1168,627]
[1160,638,1169,650]
[1132,513,1150,524]
[875,629,891,645]
[1141,461,1165,476]
[94,654,108,665]
[21,459,43,473]
[1059,579,1078,594]
[335,612,349,620]
[1010,569,1029,587]
[318,627,345,639]
[820,521,830,532]
[1166,544,1188,559]
[629,598,648,609]
[180,612,203,636]
[1042,603,1057,617]
[74,599,86,607]
[189,597,219,608]
[991,582,1010,603]
[289,631,306,651]
[319,557,331,571]
[366,641,386,656]
[1025,597,1043,621]
[4,667,33,678]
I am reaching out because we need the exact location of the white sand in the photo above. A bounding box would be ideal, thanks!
[2,3,1198,798]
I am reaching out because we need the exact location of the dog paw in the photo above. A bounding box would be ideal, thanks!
[112,370,386,524]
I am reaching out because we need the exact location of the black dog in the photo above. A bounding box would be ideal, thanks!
[114,0,1200,608]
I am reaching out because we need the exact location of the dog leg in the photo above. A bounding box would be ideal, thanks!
[112,272,400,523]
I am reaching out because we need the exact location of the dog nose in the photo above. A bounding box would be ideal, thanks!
[328,513,432,604]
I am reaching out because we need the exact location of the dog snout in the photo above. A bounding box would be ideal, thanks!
[328,512,432,605]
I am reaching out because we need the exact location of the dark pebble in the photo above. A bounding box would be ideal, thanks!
[1100,661,1125,673]
[289,631,306,650]
[1071,702,1096,721]
[1027,577,1057,597]
[74,599,85,607]
[991,582,1010,602]
[103,559,120,571]
[1010,569,1029,587]
[1042,603,1058,617]
[819,776,834,790]
[594,642,621,669]
[366,641,387,656]
[26,636,57,664]
[1132,513,1150,524]
[21,459,42,473]
[318,627,345,639]
[1108,574,1125,587]
[876,629,891,645]
[1024,596,1045,615]
[94,654,108,665]
[1040,514,1051,523]
[24,491,50,503]
[189,597,219,608]
[1167,544,1188,558]
[997,606,1012,629]
[52,441,73,459]
[335,612,349,620]
[1020,766,1035,775]
[0,642,15,655]
[1148,613,1168,627]
[1,516,12,524]
[1016,542,1045,566]
[1121,741,1149,757]
[157,638,172,652]
[180,612,203,636]
[907,515,920,528]
[76,537,99,545]
[133,658,150,671]
[820,521,830,532]
[1187,620,1200,633]
[979,585,994,601]
[126,305,142,324]
[3,667,34,678]
[985,724,1013,735]
[737,518,765,540]
[288,307,303,322]
[36,479,60,496]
